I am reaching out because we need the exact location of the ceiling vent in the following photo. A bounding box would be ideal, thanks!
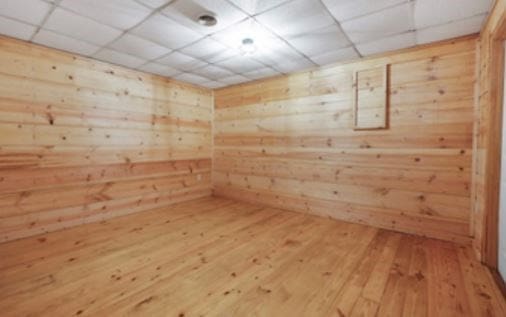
[197,12,217,27]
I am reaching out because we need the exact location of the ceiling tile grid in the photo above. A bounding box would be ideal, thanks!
[0,0,52,25]
[0,0,494,88]
[109,33,172,60]
[156,51,207,71]
[341,2,415,45]
[138,62,181,77]
[58,0,152,30]
[33,29,100,55]
[44,7,123,46]
[174,72,210,85]
[243,67,281,80]
[93,48,147,69]
[200,80,228,89]
[0,15,38,40]
[192,64,235,80]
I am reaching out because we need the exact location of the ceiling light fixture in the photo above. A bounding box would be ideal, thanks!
[197,13,217,27]
[240,38,256,55]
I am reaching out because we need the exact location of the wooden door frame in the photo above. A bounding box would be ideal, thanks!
[484,16,506,270]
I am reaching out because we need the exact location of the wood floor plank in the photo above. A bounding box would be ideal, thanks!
[402,237,429,317]
[0,197,504,316]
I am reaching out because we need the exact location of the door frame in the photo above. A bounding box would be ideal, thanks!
[477,5,506,294]
[484,11,506,271]
[485,30,506,269]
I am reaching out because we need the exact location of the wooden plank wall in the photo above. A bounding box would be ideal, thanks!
[472,0,506,264]
[0,36,213,243]
[214,36,478,244]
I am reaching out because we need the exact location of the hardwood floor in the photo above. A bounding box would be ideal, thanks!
[0,197,504,316]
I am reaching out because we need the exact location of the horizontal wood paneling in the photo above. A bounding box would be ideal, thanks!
[214,36,478,243]
[0,36,213,242]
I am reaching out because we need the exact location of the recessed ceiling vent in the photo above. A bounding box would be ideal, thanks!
[197,12,217,27]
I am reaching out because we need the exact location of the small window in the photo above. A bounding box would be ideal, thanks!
[353,65,389,130]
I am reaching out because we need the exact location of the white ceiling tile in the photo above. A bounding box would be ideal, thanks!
[0,16,37,40]
[216,55,265,73]
[0,0,52,25]
[0,0,487,81]
[162,0,248,34]
[156,51,207,70]
[243,67,280,80]
[136,0,172,9]
[138,62,180,77]
[43,8,122,46]
[322,0,408,22]
[255,0,335,37]
[273,57,314,73]
[180,37,227,60]
[287,24,350,57]
[207,49,241,63]
[59,0,151,30]
[174,72,210,85]
[192,64,234,80]
[310,46,359,65]
[417,14,487,45]
[356,31,416,56]
[414,0,493,29]
[341,2,414,44]
[131,14,203,49]
[200,80,227,89]
[253,40,303,65]
[109,33,171,60]
[229,0,290,15]
[33,29,100,56]
[219,74,250,85]
[94,48,147,69]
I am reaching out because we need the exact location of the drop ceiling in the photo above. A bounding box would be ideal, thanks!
[0,0,493,88]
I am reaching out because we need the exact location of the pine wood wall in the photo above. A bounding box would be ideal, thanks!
[213,36,478,244]
[0,36,213,242]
